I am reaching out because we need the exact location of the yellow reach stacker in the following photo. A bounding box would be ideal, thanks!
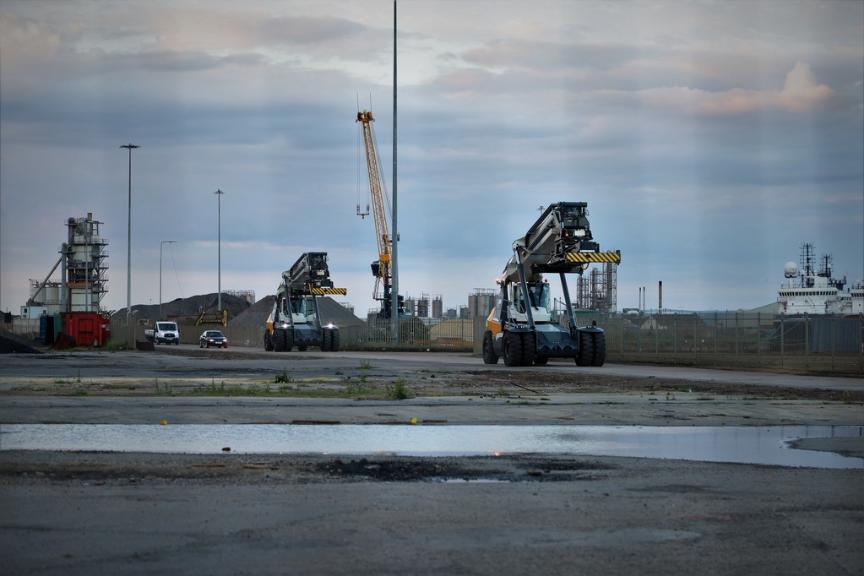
[483,202,621,367]
[264,252,347,352]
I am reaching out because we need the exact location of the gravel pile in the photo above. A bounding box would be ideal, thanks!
[317,297,365,328]
[228,295,276,330]
[112,292,251,323]
[228,295,364,330]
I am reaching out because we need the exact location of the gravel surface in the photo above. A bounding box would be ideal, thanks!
[1,451,861,575]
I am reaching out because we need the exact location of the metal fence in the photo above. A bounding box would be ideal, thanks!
[566,311,864,375]
[109,310,862,374]
[340,317,477,351]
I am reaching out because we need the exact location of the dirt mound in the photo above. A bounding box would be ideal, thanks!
[111,293,251,323]
[0,332,42,354]
[317,297,365,328]
[229,295,276,330]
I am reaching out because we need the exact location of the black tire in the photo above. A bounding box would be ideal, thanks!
[520,332,536,367]
[591,331,606,367]
[284,329,294,352]
[264,331,273,351]
[297,345,307,351]
[482,330,499,364]
[320,329,331,351]
[534,355,548,366]
[503,331,523,367]
[330,329,340,352]
[576,331,595,366]
[272,330,284,352]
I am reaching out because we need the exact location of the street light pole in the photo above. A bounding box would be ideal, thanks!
[159,240,176,320]
[214,189,224,312]
[120,143,139,348]
[391,0,399,344]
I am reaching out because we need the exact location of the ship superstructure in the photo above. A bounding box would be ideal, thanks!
[778,243,863,315]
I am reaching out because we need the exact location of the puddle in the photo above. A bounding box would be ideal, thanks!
[1,424,862,469]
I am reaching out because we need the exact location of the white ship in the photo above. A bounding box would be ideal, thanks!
[778,243,864,315]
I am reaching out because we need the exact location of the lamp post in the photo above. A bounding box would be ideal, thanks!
[214,189,224,312]
[159,240,176,319]
[391,0,399,343]
[120,143,139,348]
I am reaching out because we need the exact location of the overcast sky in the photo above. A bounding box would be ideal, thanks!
[1,0,862,315]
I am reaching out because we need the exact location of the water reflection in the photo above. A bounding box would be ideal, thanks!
[1,424,862,469]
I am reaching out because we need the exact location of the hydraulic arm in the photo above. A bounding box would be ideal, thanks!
[484,202,621,367]
[265,252,347,352]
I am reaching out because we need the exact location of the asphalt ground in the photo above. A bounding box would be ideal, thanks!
[1,347,862,575]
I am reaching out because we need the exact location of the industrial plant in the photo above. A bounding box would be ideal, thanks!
[18,213,110,347]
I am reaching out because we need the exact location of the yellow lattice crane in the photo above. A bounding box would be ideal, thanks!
[356,110,401,318]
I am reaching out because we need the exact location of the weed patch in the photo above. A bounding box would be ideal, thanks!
[387,378,410,400]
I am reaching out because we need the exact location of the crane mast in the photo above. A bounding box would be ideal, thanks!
[356,110,396,317]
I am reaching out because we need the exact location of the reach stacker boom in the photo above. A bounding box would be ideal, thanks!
[264,252,347,352]
[483,202,621,367]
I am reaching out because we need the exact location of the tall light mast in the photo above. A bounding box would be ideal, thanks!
[391,0,399,342]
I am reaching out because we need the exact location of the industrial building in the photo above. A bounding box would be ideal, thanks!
[575,263,618,313]
[24,213,109,318]
[468,288,497,320]
[21,213,110,346]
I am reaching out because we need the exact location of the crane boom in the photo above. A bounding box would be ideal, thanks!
[356,110,400,317]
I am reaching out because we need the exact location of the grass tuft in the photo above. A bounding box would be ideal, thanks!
[387,378,410,400]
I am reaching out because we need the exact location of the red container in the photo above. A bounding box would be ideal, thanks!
[62,312,110,347]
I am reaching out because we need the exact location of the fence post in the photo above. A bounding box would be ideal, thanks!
[735,312,739,357]
[714,312,718,357]
[620,315,624,354]
[780,314,784,369]
[860,314,864,374]
[673,315,678,356]
[654,315,659,356]
[804,314,809,370]
[756,313,761,367]
[693,315,698,362]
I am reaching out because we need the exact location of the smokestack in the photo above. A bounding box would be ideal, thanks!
[658,281,663,311]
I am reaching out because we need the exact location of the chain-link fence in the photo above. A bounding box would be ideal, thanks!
[340,317,476,351]
[110,308,863,374]
[566,311,864,375]
[338,311,864,374]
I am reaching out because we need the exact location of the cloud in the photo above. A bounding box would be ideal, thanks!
[701,62,833,114]
[107,51,265,72]
[637,62,833,115]
[0,1,861,315]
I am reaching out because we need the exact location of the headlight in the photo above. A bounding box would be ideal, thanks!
[574,229,586,238]
[280,322,289,328]
[326,323,335,329]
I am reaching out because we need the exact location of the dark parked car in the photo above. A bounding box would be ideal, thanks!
[199,330,228,348]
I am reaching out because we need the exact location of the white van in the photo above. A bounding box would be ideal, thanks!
[145,321,181,345]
